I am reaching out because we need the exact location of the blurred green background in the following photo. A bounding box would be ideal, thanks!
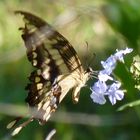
[0,0,140,140]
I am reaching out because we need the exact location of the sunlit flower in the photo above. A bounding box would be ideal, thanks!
[114,48,133,63]
[90,47,133,105]
[90,91,106,105]
[105,82,124,105]
[98,70,113,82]
[90,81,107,104]
[101,55,116,75]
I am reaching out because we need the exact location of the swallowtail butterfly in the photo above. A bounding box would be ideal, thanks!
[7,11,93,135]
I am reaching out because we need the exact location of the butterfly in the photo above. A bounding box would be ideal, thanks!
[7,11,93,136]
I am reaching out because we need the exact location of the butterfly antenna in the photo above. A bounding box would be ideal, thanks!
[84,41,89,68]
[84,41,96,68]
[87,53,96,68]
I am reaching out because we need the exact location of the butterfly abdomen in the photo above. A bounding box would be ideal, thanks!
[7,11,93,136]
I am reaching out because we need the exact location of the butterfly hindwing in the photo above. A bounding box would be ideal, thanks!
[7,11,92,136]
[15,10,85,111]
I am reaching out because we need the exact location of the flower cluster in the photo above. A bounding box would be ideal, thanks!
[90,48,133,105]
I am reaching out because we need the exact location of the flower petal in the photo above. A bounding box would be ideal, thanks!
[108,95,117,105]
[101,55,116,71]
[114,90,124,100]
[91,81,108,93]
[90,48,132,105]
[90,91,106,105]
[107,82,124,105]
[115,48,133,63]
[99,70,114,81]
[108,82,121,92]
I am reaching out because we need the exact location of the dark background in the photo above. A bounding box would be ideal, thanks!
[0,0,140,140]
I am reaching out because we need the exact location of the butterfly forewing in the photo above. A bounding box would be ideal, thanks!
[17,11,84,73]
[17,11,80,109]
[16,10,85,107]
[7,11,91,135]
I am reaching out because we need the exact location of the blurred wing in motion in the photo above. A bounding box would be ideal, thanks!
[7,11,92,136]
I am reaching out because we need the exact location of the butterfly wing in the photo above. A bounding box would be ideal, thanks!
[16,11,84,73]
[16,11,85,120]
[7,11,89,136]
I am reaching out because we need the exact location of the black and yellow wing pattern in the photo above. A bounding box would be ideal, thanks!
[7,11,92,136]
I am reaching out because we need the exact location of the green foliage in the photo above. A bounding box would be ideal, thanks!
[118,99,140,111]
[0,0,140,140]
[130,55,140,90]
[102,0,140,48]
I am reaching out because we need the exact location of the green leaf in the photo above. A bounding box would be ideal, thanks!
[117,99,140,111]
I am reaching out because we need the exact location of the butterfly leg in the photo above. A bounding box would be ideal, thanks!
[72,86,81,104]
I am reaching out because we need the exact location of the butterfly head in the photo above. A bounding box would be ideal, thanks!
[86,67,93,73]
